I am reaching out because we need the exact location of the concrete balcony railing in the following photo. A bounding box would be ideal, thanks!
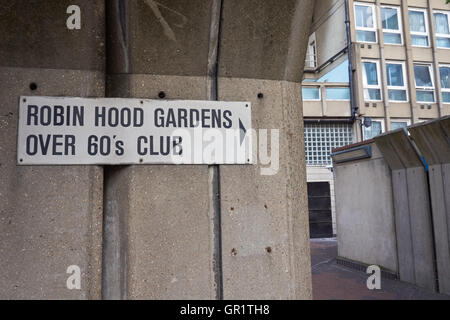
[302,82,352,118]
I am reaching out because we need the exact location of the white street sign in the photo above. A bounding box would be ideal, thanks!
[17,96,252,165]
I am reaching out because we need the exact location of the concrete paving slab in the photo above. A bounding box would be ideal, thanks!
[311,239,450,300]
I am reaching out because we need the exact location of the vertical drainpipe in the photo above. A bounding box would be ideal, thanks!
[345,0,358,143]
[427,0,443,118]
[376,0,390,132]
[401,1,418,124]
[345,0,356,123]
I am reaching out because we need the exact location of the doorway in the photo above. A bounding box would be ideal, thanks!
[307,182,333,238]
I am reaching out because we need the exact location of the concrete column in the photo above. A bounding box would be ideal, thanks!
[0,1,104,299]
[104,0,217,299]
[105,0,314,300]
[217,0,314,299]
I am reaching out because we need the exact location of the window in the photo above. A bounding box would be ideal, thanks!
[304,123,353,165]
[326,87,350,100]
[302,87,321,101]
[317,60,349,83]
[409,8,430,47]
[306,33,317,69]
[354,3,377,43]
[414,64,435,103]
[363,120,384,140]
[434,11,450,49]
[382,6,403,44]
[440,65,450,103]
[390,120,410,131]
[386,61,408,102]
[362,60,382,101]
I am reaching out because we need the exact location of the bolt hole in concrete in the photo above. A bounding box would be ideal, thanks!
[257,93,264,99]
[265,247,272,254]
[29,83,37,91]
[158,91,166,99]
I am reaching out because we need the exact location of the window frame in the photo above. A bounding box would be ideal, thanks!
[408,8,430,48]
[362,59,383,102]
[439,64,450,104]
[363,119,385,141]
[433,10,450,49]
[325,87,351,101]
[354,2,378,44]
[385,61,409,103]
[381,5,403,45]
[390,119,411,131]
[302,86,321,102]
[306,33,317,68]
[414,63,435,103]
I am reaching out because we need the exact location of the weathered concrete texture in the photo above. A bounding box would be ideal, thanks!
[427,164,450,295]
[219,0,314,82]
[0,68,104,299]
[216,0,314,299]
[107,0,212,76]
[218,78,312,299]
[0,0,104,299]
[106,74,215,299]
[333,143,398,273]
[409,117,450,295]
[0,0,105,71]
[375,130,436,292]
[105,0,314,299]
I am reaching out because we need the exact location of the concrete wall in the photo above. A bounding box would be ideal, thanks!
[333,142,399,272]
[0,0,104,299]
[374,129,436,291]
[333,119,450,294]
[310,0,347,70]
[0,0,315,299]
[408,116,450,295]
[103,0,315,300]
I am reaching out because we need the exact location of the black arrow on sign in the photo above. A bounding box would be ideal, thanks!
[239,119,246,146]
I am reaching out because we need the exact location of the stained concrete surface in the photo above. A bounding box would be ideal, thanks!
[311,239,450,300]
[219,78,312,300]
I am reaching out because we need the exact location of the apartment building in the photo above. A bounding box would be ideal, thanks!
[303,0,450,238]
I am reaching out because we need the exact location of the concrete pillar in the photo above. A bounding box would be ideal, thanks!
[217,0,314,299]
[408,116,450,295]
[0,1,104,299]
[105,0,314,299]
[374,130,437,292]
[104,0,218,300]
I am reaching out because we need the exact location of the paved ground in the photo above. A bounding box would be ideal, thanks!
[310,238,450,300]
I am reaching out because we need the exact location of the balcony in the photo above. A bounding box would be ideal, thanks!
[305,53,317,71]
[302,82,352,118]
